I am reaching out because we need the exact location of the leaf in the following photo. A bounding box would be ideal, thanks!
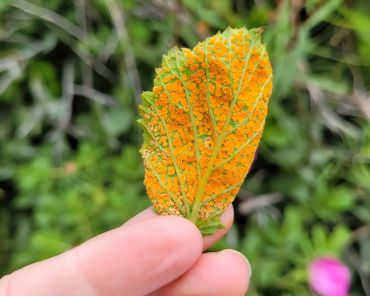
[103,109,133,137]
[312,225,328,250]
[303,0,343,31]
[138,27,273,236]
[328,224,350,254]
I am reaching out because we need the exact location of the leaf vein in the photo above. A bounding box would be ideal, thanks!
[203,40,219,139]
[214,117,266,170]
[164,53,202,180]
[201,180,243,206]
[227,73,272,135]
[145,91,190,215]
[144,157,186,216]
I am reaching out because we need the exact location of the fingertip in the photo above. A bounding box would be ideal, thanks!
[151,249,250,296]
[221,204,234,229]
[218,250,250,295]
[149,215,204,257]
[124,209,204,260]
[204,251,250,294]
[220,249,252,278]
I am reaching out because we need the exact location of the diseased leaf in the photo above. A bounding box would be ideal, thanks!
[138,27,273,236]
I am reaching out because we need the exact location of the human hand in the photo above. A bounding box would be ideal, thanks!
[0,206,251,296]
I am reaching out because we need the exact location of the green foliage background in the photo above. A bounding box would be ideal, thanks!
[1,0,370,295]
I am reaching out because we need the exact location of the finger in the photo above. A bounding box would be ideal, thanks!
[125,205,234,251]
[0,215,203,296]
[150,250,251,296]
[123,207,159,226]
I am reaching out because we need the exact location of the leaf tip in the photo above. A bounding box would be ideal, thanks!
[256,26,268,34]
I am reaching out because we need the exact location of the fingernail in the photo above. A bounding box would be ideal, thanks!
[221,249,252,278]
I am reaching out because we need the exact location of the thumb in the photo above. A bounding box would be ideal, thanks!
[0,215,203,296]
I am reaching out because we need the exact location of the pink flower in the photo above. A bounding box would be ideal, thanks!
[308,257,351,296]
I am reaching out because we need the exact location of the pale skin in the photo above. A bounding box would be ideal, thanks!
[0,205,251,296]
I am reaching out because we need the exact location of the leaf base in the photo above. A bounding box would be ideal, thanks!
[196,215,226,236]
